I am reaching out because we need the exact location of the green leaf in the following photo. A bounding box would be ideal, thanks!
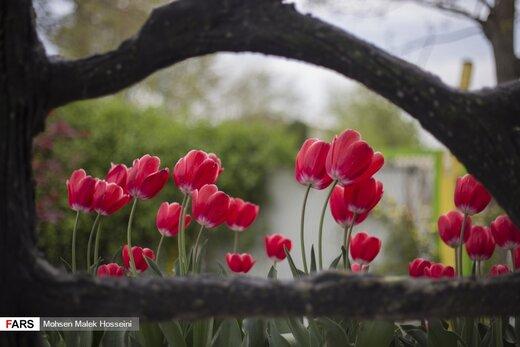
[145,257,163,277]
[356,321,396,347]
[492,318,504,347]
[286,317,310,346]
[284,249,305,279]
[173,258,181,276]
[329,253,342,270]
[92,330,105,347]
[59,257,72,272]
[310,245,317,274]
[267,321,291,347]
[427,320,459,347]
[138,322,164,347]
[307,318,323,347]
[462,317,478,347]
[194,319,214,347]
[211,319,243,347]
[268,265,278,279]
[159,321,186,347]
[242,318,266,347]
[504,322,516,344]
[317,317,349,346]
[217,261,229,277]
[101,331,126,347]
[194,239,208,274]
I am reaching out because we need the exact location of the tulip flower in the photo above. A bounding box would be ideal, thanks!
[122,245,155,273]
[294,138,332,190]
[265,234,292,261]
[225,253,255,273]
[490,215,520,250]
[191,184,230,228]
[97,263,125,278]
[437,210,472,248]
[424,263,455,279]
[156,202,192,237]
[92,180,130,216]
[67,169,96,212]
[349,232,381,265]
[408,258,432,277]
[514,248,520,271]
[465,226,495,261]
[342,178,383,214]
[226,198,260,232]
[454,174,492,215]
[106,163,129,192]
[173,150,223,194]
[490,264,510,277]
[329,185,370,227]
[126,154,169,200]
[325,129,384,186]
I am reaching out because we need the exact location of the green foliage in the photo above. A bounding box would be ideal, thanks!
[36,97,299,268]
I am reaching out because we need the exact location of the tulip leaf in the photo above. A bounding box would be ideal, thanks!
[307,318,324,347]
[144,257,163,277]
[138,323,164,347]
[194,239,209,274]
[216,261,229,277]
[268,265,277,279]
[101,331,126,347]
[329,253,343,270]
[211,319,242,347]
[317,317,349,346]
[194,318,214,347]
[427,320,459,347]
[286,317,310,346]
[91,331,105,347]
[462,317,478,347]
[492,318,504,347]
[159,321,186,347]
[310,245,317,274]
[267,321,291,347]
[284,249,305,279]
[504,322,517,343]
[355,321,396,347]
[242,318,266,347]
[173,258,181,276]
[59,257,72,272]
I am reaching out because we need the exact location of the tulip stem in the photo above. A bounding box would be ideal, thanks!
[71,210,80,273]
[318,181,338,270]
[343,218,356,271]
[156,235,165,264]
[93,217,103,270]
[193,225,205,261]
[456,213,468,277]
[86,213,101,273]
[126,199,138,276]
[299,184,312,274]
[177,194,187,275]
[178,194,191,276]
[233,231,239,253]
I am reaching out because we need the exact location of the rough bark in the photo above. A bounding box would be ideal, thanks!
[1,0,520,324]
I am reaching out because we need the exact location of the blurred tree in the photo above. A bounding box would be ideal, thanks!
[328,87,423,148]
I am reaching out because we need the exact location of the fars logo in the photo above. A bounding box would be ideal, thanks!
[0,317,40,331]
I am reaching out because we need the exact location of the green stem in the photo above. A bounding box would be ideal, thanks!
[71,211,80,273]
[178,194,190,276]
[156,234,165,264]
[86,213,101,273]
[318,181,338,270]
[193,225,205,261]
[93,217,103,269]
[456,213,468,277]
[343,219,356,271]
[299,184,312,274]
[126,199,138,276]
[233,230,239,253]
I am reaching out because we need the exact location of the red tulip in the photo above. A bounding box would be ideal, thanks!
[329,186,370,227]
[97,263,125,278]
[490,264,510,277]
[325,129,384,185]
[67,169,97,212]
[465,226,495,261]
[225,253,255,273]
[294,138,332,190]
[92,180,130,216]
[408,258,432,277]
[351,262,368,273]
[226,198,260,232]
[122,245,155,273]
[173,150,222,194]
[349,232,381,265]
[156,202,192,237]
[106,163,129,192]
[514,248,520,270]
[437,210,472,248]
[191,184,230,228]
[342,178,383,214]
[454,174,492,215]
[424,263,455,279]
[265,234,292,261]
[490,215,520,250]
[126,154,169,200]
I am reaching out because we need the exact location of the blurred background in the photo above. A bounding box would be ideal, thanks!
[33,0,514,277]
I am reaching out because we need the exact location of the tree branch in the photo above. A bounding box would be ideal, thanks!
[407,0,485,23]
[22,260,520,320]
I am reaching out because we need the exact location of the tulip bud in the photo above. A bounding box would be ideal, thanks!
[265,234,292,261]
[490,264,510,277]
[437,210,472,248]
[325,129,384,185]
[97,263,125,278]
[226,198,260,232]
[173,150,222,194]
[127,154,169,200]
[408,258,432,277]
[122,245,155,273]
[225,253,255,273]
[329,186,370,227]
[191,184,230,228]
[490,215,520,250]
[294,138,332,190]
[454,174,492,215]
[349,232,381,265]
[66,169,97,212]
[424,263,455,279]
[465,225,495,261]
[92,180,130,216]
[156,202,192,237]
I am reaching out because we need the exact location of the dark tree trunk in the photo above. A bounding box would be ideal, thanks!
[482,0,520,83]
